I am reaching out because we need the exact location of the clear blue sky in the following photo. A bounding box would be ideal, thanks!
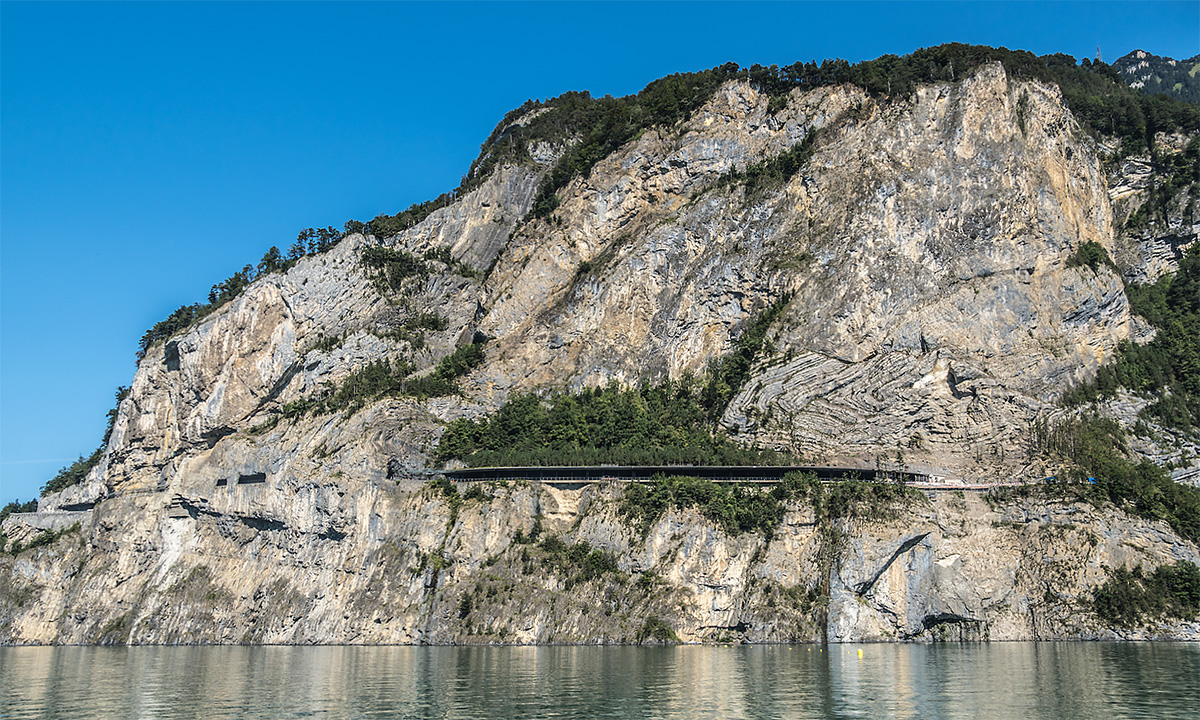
[2,1,1197,505]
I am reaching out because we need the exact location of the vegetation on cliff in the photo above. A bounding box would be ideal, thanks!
[1124,135,1200,232]
[358,245,480,295]
[525,65,743,219]
[1065,240,1120,275]
[1093,560,1200,627]
[521,45,1199,220]
[763,43,1199,154]
[532,536,622,590]
[0,500,37,524]
[437,298,791,467]
[1065,243,1199,434]
[0,522,80,556]
[40,386,129,497]
[716,131,820,198]
[0,499,39,552]
[620,474,795,537]
[253,342,487,434]
[618,472,922,539]
[1045,238,1200,549]
[436,380,791,468]
[1022,415,1200,544]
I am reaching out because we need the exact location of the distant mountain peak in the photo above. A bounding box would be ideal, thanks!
[1114,49,1200,103]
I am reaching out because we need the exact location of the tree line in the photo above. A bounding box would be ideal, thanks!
[437,299,791,467]
[518,44,1200,222]
[254,341,487,433]
[735,44,1199,157]
[1064,243,1199,434]
[138,226,343,358]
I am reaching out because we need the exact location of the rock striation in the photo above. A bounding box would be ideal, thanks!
[3,62,1197,644]
[4,481,1198,644]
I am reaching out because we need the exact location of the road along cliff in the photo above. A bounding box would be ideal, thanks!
[3,59,1198,643]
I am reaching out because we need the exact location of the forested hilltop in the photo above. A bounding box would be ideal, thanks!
[4,40,1200,646]
[1114,49,1200,104]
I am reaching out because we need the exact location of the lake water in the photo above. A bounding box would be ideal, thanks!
[1,643,1197,719]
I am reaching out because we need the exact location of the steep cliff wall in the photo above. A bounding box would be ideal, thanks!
[4,480,1197,644]
[61,64,1135,502]
[477,64,1128,480]
[4,63,1197,644]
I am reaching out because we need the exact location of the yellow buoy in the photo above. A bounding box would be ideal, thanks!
[857,649,863,658]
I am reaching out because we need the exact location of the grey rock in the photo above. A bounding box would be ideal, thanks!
[4,64,1198,645]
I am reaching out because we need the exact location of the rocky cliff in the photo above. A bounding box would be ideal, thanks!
[4,479,1198,644]
[3,61,1198,644]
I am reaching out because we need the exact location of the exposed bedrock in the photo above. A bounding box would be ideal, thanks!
[6,63,1198,644]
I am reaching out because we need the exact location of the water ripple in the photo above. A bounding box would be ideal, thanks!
[1,643,1197,719]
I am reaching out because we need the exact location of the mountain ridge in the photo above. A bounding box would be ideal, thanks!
[1114,49,1200,104]
[3,45,1199,644]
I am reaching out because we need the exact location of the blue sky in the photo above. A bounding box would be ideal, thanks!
[2,0,1197,505]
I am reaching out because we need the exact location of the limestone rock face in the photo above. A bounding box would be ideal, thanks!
[1109,133,1199,285]
[479,65,1129,481]
[4,64,1197,644]
[1102,133,1200,486]
[4,484,1197,644]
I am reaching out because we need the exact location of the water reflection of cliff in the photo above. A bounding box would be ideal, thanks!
[1,644,1197,718]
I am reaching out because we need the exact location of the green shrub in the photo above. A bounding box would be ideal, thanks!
[263,341,485,425]
[139,304,204,358]
[536,537,621,587]
[326,359,415,413]
[813,480,923,523]
[620,475,789,537]
[4,522,80,555]
[1065,241,1117,274]
[0,499,37,524]
[1063,244,1199,435]
[636,615,679,643]
[1093,561,1200,627]
[1032,414,1200,544]
[423,247,481,278]
[619,471,919,538]
[700,295,790,422]
[41,451,102,496]
[404,343,486,399]
[382,313,450,348]
[716,132,819,197]
[359,246,430,293]
[310,334,345,353]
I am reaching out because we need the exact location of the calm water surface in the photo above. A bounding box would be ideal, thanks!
[1,643,1197,719]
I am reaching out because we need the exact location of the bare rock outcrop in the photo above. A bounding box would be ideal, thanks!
[5,482,1197,644]
[4,63,1197,645]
